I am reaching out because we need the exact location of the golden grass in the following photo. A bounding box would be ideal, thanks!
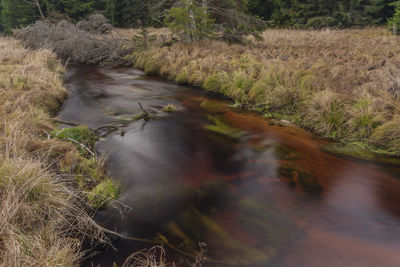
[132,27,400,155]
[0,37,110,266]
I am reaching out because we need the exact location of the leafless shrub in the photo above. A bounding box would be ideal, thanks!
[15,15,134,65]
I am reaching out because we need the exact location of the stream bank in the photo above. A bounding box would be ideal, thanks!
[60,65,400,267]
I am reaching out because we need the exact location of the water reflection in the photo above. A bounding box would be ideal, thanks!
[60,66,400,266]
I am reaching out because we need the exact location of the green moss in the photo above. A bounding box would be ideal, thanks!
[322,142,400,165]
[53,126,97,156]
[87,178,120,209]
[74,158,105,188]
[204,115,246,139]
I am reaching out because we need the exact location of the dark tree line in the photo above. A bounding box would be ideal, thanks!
[0,0,397,33]
[249,0,394,28]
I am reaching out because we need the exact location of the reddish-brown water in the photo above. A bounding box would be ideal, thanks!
[61,65,400,266]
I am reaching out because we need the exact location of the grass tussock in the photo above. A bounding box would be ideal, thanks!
[0,37,115,266]
[162,104,178,113]
[132,28,400,156]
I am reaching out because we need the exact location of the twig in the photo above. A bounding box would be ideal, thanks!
[97,226,232,265]
[44,131,51,140]
[64,57,70,68]
[138,102,148,114]
[95,125,118,135]
[64,137,95,157]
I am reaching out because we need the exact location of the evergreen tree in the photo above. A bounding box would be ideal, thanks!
[43,0,93,22]
[165,0,214,42]
[388,1,400,34]
[0,0,397,32]
[1,0,37,33]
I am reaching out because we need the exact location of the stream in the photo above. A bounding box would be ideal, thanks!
[60,65,400,267]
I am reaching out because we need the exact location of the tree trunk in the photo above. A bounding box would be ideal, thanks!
[201,0,208,39]
[202,0,207,10]
[33,0,45,18]
[188,0,196,42]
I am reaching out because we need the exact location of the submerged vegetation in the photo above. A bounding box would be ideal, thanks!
[133,27,400,157]
[0,38,118,266]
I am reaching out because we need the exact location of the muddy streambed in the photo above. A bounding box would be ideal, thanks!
[60,65,400,266]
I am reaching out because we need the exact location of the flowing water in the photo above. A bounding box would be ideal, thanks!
[60,65,400,267]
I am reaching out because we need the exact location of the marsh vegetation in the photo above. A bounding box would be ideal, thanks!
[132,27,400,157]
[0,38,118,266]
[3,0,400,266]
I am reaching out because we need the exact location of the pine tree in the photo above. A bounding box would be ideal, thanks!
[388,1,400,34]
[43,0,93,22]
[165,0,214,42]
[1,0,37,33]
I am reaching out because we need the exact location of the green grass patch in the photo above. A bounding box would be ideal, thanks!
[87,178,120,209]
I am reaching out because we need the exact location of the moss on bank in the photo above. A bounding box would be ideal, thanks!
[0,38,117,266]
[132,28,400,158]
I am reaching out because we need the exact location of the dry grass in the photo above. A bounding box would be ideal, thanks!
[133,27,400,155]
[122,246,170,267]
[0,37,110,266]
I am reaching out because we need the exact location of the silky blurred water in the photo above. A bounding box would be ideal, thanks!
[61,65,400,267]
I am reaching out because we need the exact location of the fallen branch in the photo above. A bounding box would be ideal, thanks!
[95,125,118,136]
[138,102,148,114]
[138,102,152,121]
[53,119,79,127]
